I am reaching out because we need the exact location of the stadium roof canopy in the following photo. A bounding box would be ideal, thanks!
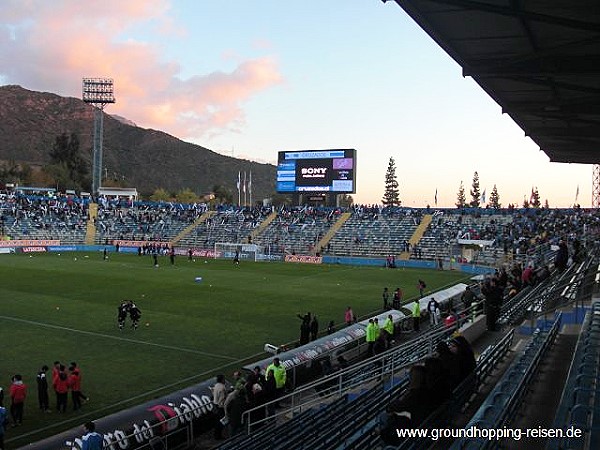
[384,0,600,164]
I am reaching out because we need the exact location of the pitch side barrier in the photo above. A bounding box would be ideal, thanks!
[242,310,407,389]
[18,379,218,450]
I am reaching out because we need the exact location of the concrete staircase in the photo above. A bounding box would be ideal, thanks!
[170,210,215,245]
[248,211,277,242]
[84,203,98,245]
[311,212,352,255]
[399,213,432,260]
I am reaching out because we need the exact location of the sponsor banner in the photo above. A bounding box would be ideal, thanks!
[245,323,367,375]
[48,246,78,252]
[285,254,323,264]
[0,247,15,254]
[0,239,60,248]
[284,150,345,159]
[113,240,171,248]
[115,246,138,254]
[257,254,283,262]
[21,379,217,450]
[173,248,220,258]
[21,246,47,253]
[297,186,330,192]
[457,239,495,246]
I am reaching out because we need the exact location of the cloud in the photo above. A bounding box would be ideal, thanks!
[0,0,283,140]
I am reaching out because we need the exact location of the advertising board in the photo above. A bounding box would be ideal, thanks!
[276,149,356,193]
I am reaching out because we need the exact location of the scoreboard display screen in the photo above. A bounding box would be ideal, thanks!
[276,149,356,193]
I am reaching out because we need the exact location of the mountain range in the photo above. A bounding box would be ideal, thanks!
[0,85,276,200]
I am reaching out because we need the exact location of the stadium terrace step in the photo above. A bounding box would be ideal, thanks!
[312,212,352,256]
[248,210,277,241]
[84,202,98,244]
[449,315,563,450]
[399,213,432,260]
[502,330,579,450]
[170,210,215,245]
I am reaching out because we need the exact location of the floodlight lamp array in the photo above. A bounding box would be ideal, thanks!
[82,78,115,105]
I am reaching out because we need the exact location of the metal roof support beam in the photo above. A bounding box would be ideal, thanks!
[528,128,600,138]
[465,56,600,77]
[420,0,600,32]
[502,76,600,95]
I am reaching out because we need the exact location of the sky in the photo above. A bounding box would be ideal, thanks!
[0,0,590,207]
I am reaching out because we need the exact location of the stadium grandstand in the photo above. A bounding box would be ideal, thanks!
[2,185,600,449]
[2,1,600,449]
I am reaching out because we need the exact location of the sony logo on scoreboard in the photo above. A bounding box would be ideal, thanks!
[301,167,327,178]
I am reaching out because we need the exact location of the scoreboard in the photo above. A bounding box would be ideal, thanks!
[276,149,356,194]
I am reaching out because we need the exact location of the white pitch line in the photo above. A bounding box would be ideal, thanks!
[0,315,238,361]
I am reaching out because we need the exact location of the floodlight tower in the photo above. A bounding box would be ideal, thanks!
[82,78,115,194]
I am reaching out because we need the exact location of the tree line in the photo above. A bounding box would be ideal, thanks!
[382,156,549,209]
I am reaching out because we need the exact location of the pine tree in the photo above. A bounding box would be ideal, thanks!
[456,181,466,208]
[544,199,550,208]
[531,187,541,208]
[382,157,400,206]
[469,171,481,208]
[489,184,501,209]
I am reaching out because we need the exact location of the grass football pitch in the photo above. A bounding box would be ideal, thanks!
[0,251,468,447]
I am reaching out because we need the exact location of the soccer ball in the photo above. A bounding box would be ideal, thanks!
[145,322,150,327]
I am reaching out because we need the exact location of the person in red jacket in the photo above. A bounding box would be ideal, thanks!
[53,367,69,413]
[68,368,83,411]
[69,362,89,402]
[52,361,61,386]
[9,374,27,426]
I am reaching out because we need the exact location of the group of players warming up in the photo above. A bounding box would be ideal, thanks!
[117,300,142,330]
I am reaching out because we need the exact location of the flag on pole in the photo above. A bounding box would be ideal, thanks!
[237,171,241,205]
[248,171,253,206]
[434,188,438,206]
[481,188,486,204]
[243,171,247,207]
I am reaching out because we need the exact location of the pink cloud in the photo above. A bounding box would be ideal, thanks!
[0,0,283,140]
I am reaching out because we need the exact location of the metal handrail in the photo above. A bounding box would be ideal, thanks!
[240,322,459,433]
